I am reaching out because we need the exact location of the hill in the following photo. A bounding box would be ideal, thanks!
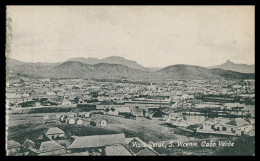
[209,68,255,80]
[209,60,255,74]
[6,58,62,67]
[156,64,219,80]
[155,64,254,80]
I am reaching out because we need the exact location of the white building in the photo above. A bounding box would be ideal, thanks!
[197,118,253,136]
[66,118,76,124]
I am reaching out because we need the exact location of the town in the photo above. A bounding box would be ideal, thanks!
[6,74,255,156]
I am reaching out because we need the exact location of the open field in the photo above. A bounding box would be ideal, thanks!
[6,112,254,155]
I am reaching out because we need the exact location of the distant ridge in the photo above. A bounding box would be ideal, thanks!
[8,57,254,74]
[67,56,160,72]
[8,59,254,81]
[6,57,162,72]
[209,60,255,74]
[9,61,147,79]
[156,64,219,80]
[6,58,62,67]
[156,64,254,80]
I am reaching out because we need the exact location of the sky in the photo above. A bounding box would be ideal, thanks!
[6,6,255,67]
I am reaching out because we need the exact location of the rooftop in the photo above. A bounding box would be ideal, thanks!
[225,118,251,127]
[104,145,132,156]
[136,147,159,156]
[6,140,21,149]
[45,127,65,135]
[38,140,66,153]
[22,138,35,148]
[68,133,126,149]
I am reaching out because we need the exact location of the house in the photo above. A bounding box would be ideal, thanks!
[197,118,253,136]
[6,140,22,156]
[97,96,106,102]
[43,115,49,120]
[84,112,91,118]
[21,93,32,101]
[51,96,63,104]
[104,145,132,156]
[148,83,157,91]
[66,118,76,124]
[76,119,83,125]
[144,110,153,118]
[22,138,35,150]
[61,97,72,106]
[34,133,52,146]
[171,118,191,127]
[181,94,190,100]
[54,139,74,149]
[90,120,107,127]
[100,120,107,126]
[46,91,56,98]
[68,95,77,102]
[225,118,253,136]
[43,115,56,120]
[169,112,183,118]
[136,147,159,156]
[37,140,66,156]
[199,118,215,131]
[45,127,65,140]
[130,106,143,117]
[146,113,154,119]
[82,95,92,101]
[107,108,119,116]
[67,133,126,154]
[117,107,131,114]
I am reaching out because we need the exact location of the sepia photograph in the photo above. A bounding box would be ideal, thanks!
[5,5,255,156]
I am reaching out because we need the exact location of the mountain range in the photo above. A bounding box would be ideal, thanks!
[67,56,160,72]
[7,56,160,72]
[6,57,255,81]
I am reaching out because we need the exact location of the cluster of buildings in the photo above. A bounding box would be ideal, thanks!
[57,112,107,126]
[6,76,255,155]
[6,76,255,109]
[163,109,255,137]
[6,127,160,156]
[197,118,255,136]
